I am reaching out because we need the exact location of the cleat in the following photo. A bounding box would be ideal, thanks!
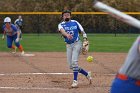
[71,80,78,88]
[12,47,17,53]
[87,72,92,84]
[21,51,25,55]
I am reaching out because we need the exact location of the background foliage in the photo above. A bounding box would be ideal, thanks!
[0,0,140,33]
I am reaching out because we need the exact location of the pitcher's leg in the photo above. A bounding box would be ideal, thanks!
[67,44,79,81]
[78,67,88,76]
[73,41,92,83]
[72,41,82,80]
[73,41,88,76]
[66,44,72,70]
[66,44,78,88]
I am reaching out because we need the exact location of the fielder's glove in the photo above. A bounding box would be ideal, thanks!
[82,38,89,55]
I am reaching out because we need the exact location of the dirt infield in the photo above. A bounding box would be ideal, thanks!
[0,52,127,93]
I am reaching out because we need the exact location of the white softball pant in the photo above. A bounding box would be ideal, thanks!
[66,40,82,71]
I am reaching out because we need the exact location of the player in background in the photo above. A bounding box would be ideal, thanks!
[14,15,23,40]
[2,17,24,55]
[58,10,92,88]
[110,36,140,93]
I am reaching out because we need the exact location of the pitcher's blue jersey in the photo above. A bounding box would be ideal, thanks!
[2,24,18,36]
[58,20,84,44]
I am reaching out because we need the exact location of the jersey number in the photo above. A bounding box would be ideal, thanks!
[67,30,74,36]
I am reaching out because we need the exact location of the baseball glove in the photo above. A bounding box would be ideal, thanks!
[82,38,89,55]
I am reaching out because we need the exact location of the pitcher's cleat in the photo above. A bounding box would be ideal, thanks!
[12,47,17,53]
[71,80,78,88]
[87,72,92,84]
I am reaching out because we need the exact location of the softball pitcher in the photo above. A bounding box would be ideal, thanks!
[2,17,24,55]
[110,36,140,93]
[58,10,92,88]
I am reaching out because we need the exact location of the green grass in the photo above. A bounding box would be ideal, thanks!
[0,33,139,52]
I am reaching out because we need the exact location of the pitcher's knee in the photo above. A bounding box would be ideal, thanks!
[69,66,73,70]
[71,63,79,71]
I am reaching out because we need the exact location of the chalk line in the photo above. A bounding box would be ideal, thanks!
[0,87,66,90]
[0,72,73,76]
[0,72,115,76]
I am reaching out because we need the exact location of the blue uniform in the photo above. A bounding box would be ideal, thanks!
[2,24,20,48]
[58,20,83,44]
[58,20,91,87]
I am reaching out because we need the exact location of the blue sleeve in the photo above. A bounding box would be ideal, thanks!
[11,24,18,32]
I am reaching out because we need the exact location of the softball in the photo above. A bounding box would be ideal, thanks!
[86,56,93,62]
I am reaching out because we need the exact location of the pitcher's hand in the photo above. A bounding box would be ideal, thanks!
[66,34,73,40]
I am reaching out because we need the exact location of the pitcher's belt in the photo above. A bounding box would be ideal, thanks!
[67,40,79,44]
